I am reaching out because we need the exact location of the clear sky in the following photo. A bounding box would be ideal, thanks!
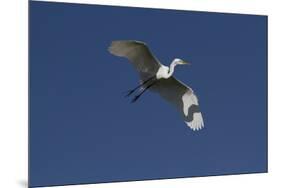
[29,1,267,187]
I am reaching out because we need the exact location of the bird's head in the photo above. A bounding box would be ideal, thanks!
[173,58,190,65]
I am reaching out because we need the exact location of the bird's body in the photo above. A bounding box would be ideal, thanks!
[156,58,185,79]
[156,65,170,79]
[108,40,204,131]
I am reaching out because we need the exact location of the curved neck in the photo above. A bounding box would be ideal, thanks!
[167,61,177,77]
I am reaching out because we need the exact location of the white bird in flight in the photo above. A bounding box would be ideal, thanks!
[108,40,204,131]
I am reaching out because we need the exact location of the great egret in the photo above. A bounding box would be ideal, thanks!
[108,40,204,131]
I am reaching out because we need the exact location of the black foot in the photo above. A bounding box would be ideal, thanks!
[124,89,135,97]
[131,95,140,103]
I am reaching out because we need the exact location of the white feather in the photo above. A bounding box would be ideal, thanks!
[182,91,204,131]
[156,65,170,79]
[182,90,198,117]
[185,113,204,131]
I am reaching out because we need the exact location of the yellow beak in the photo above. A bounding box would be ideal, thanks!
[181,60,190,65]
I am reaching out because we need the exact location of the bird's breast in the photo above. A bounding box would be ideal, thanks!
[156,66,170,79]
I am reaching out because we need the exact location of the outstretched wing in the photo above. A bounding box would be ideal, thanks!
[151,76,204,131]
[108,40,161,80]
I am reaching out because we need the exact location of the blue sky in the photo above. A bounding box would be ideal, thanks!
[29,1,267,187]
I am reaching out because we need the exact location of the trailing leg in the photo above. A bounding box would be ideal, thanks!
[124,76,156,97]
[131,80,157,103]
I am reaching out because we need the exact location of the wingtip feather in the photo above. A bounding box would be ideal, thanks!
[185,113,204,131]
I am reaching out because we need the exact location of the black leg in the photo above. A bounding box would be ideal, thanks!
[131,80,157,103]
[125,76,155,97]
